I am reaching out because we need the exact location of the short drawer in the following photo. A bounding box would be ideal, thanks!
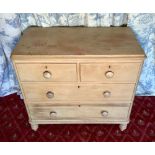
[29,105,129,121]
[16,63,77,82]
[22,83,135,103]
[80,62,140,83]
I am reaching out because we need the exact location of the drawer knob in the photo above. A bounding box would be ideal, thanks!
[43,71,52,79]
[103,91,111,97]
[46,91,54,98]
[101,111,108,117]
[50,111,57,118]
[105,71,114,78]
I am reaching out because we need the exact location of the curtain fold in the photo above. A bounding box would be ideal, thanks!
[0,13,155,96]
[85,13,128,26]
[128,13,155,95]
[0,14,21,96]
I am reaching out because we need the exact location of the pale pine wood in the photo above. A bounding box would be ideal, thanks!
[12,57,144,63]
[80,62,141,83]
[30,119,129,125]
[12,27,145,58]
[12,59,33,124]
[16,63,77,82]
[31,124,38,131]
[30,118,129,125]
[26,101,131,106]
[11,27,145,131]
[119,123,128,131]
[29,105,129,121]
[22,83,135,103]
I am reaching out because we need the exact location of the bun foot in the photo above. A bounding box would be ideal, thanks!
[31,124,38,131]
[119,123,128,131]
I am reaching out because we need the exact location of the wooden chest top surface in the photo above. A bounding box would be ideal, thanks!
[12,27,145,58]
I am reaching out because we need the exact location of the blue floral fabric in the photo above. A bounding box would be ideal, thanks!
[0,14,21,96]
[0,13,155,96]
[128,14,155,96]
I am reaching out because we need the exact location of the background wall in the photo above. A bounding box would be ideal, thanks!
[0,13,155,97]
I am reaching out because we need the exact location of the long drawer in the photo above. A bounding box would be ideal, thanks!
[16,63,77,82]
[22,83,135,102]
[80,62,140,83]
[29,105,129,121]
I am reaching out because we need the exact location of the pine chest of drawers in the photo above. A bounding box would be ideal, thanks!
[11,27,145,131]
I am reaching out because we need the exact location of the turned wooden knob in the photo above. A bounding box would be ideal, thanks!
[105,71,114,78]
[43,71,52,79]
[101,111,108,117]
[103,91,111,97]
[50,111,57,118]
[46,91,54,98]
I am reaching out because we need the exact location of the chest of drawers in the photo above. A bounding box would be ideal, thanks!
[11,27,145,131]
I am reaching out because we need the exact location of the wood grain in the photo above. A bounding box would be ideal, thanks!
[80,62,141,83]
[29,105,129,121]
[16,63,77,82]
[22,83,135,102]
[12,27,145,58]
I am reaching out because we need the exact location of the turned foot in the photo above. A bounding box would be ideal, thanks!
[31,124,38,131]
[119,123,128,131]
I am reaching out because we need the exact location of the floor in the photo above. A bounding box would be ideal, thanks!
[0,94,155,142]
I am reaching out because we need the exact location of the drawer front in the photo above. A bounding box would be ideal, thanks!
[80,62,140,82]
[29,106,129,121]
[22,83,135,102]
[16,63,77,82]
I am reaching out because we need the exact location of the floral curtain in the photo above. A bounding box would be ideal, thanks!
[0,13,155,96]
